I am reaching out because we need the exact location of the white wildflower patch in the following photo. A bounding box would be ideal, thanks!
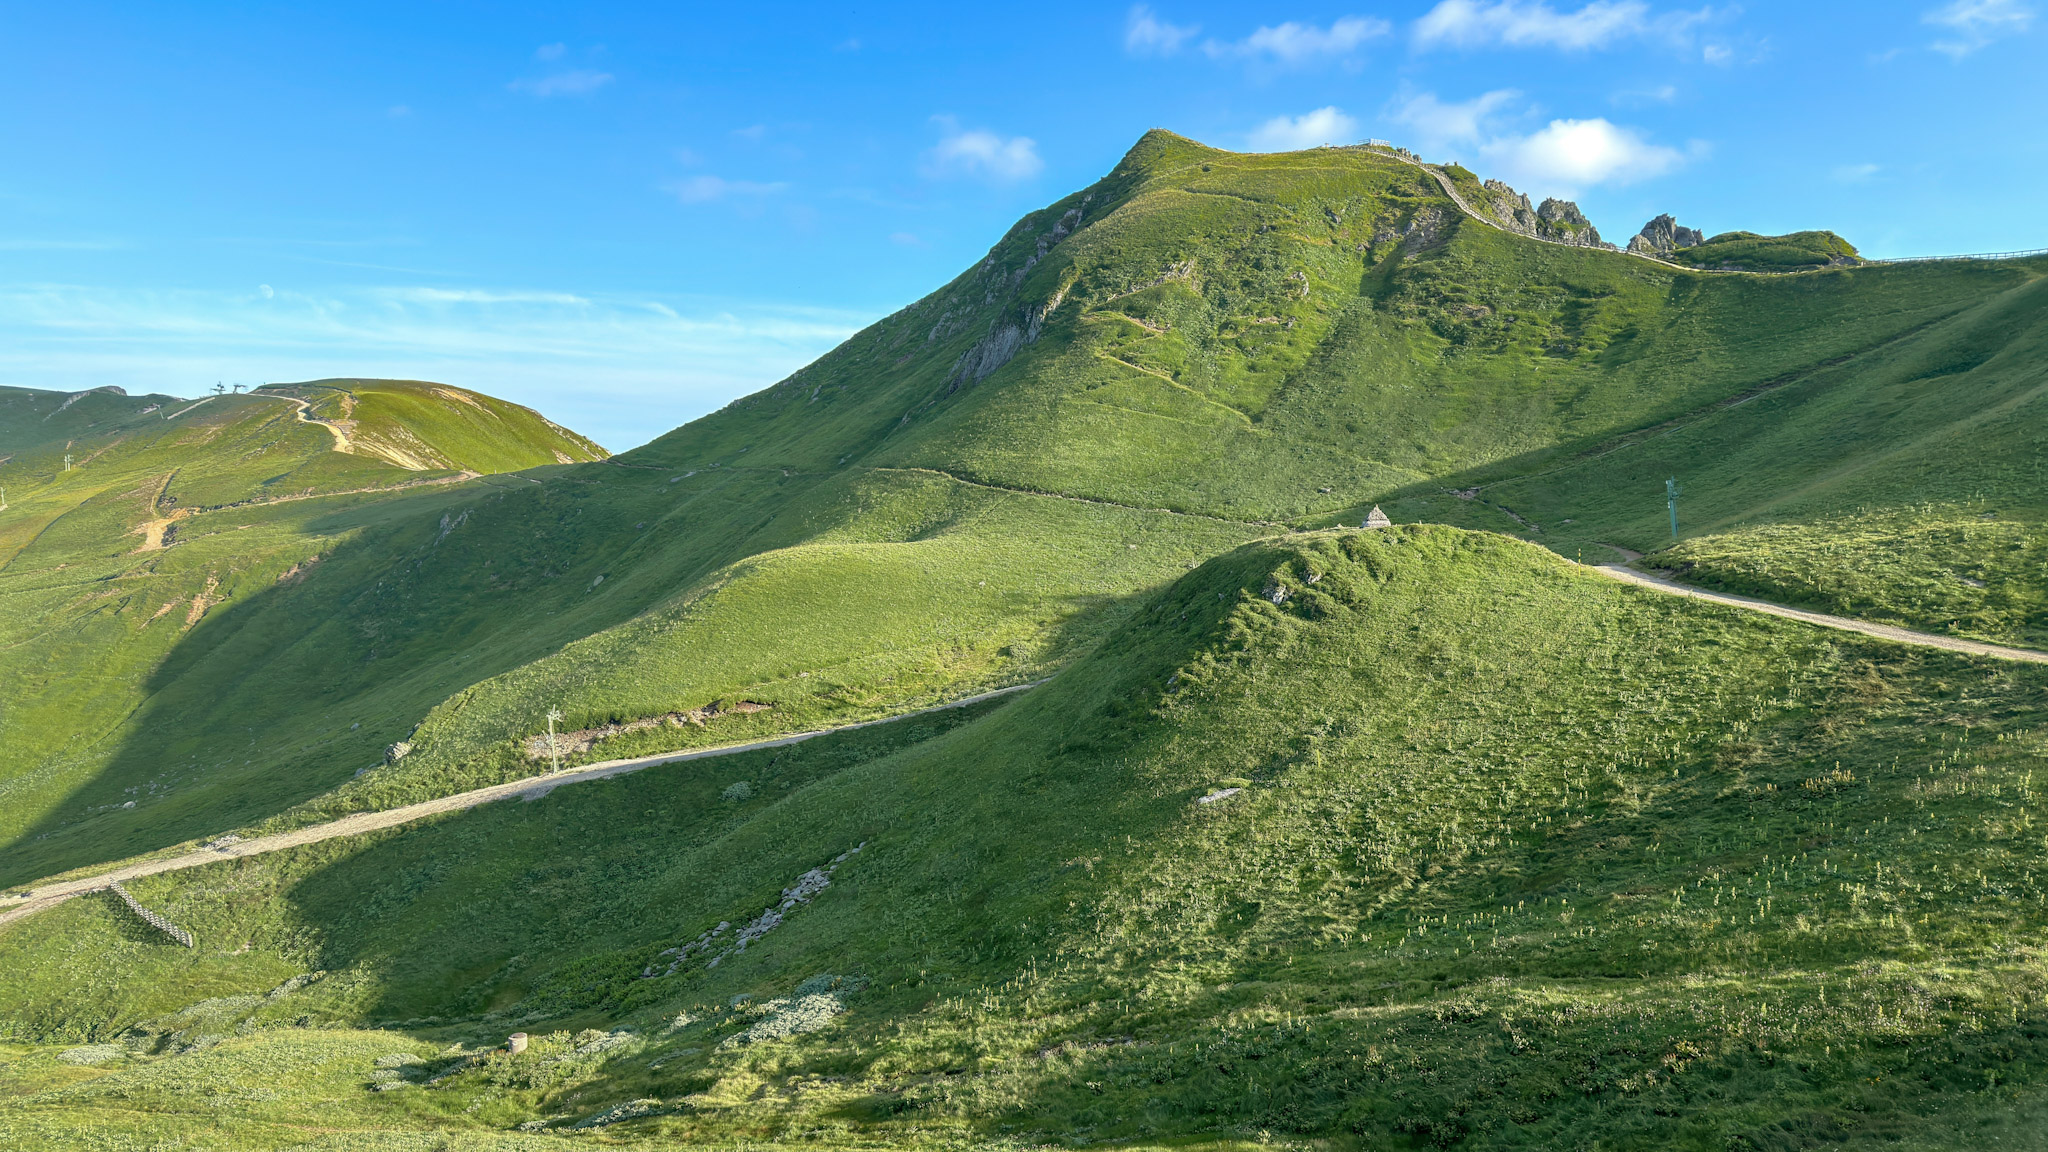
[642,844,865,978]
[57,1044,126,1065]
[720,993,844,1048]
[571,1098,665,1129]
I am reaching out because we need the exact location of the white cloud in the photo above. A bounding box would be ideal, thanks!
[1924,0,2033,57]
[889,231,925,246]
[1391,89,1522,147]
[1389,89,1692,195]
[1413,0,1710,51]
[0,283,867,452]
[1206,16,1392,61]
[535,43,567,61]
[1702,42,1733,63]
[1249,107,1361,151]
[666,176,791,204]
[510,69,614,97]
[1125,5,1200,55]
[389,288,592,305]
[923,120,1043,182]
[1833,162,1882,183]
[1482,118,1686,191]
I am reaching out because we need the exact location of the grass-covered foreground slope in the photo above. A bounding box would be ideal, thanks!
[6,527,2048,1149]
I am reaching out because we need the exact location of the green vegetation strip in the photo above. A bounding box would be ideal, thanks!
[0,682,1041,927]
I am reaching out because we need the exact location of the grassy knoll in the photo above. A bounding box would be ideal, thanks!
[6,527,2048,1147]
[1668,229,1862,272]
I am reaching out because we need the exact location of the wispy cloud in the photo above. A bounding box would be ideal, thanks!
[666,175,791,204]
[1390,89,1693,194]
[1611,83,1678,105]
[1832,162,1882,183]
[510,69,614,97]
[0,283,867,451]
[387,288,592,305]
[535,42,567,61]
[1249,107,1361,151]
[1126,5,1200,55]
[922,119,1043,182]
[1924,0,2033,57]
[1413,0,1711,51]
[1206,15,1392,62]
[1391,89,1523,145]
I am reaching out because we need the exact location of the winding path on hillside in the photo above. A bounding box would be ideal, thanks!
[1589,560,2048,664]
[6,550,2043,936]
[0,682,1041,932]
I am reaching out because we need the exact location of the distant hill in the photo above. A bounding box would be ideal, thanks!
[2,131,2046,1148]
[0,379,605,883]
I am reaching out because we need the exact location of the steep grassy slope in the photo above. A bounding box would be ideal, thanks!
[6,527,2048,1149]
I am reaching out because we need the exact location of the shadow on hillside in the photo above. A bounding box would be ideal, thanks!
[0,461,806,887]
[261,565,1207,1031]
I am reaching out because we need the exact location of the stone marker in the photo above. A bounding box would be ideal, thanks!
[508,1033,529,1055]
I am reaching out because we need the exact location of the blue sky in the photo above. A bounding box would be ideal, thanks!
[1,1,2040,449]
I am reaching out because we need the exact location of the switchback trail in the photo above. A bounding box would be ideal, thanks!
[1591,561,2048,665]
[0,682,1041,931]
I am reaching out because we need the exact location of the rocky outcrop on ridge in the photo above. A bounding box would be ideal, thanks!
[1628,214,1705,257]
[1472,179,1612,249]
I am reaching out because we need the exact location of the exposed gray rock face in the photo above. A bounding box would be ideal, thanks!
[1470,178,1611,249]
[1535,198,1606,248]
[944,201,1089,391]
[1627,214,1705,257]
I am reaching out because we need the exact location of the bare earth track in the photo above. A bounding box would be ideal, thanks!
[1590,561,2048,664]
[0,682,1041,931]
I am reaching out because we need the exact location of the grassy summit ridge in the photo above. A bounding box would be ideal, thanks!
[5,527,2047,1147]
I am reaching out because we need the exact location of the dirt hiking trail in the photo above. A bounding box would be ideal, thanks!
[0,682,1041,931]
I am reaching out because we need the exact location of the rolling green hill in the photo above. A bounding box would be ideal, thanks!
[0,381,606,883]
[2,130,2047,1148]
[6,527,2048,1149]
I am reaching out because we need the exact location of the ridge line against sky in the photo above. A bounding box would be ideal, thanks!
[0,0,2038,450]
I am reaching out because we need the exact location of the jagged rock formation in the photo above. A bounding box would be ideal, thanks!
[1473,179,1611,249]
[944,199,1090,391]
[1628,214,1705,257]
